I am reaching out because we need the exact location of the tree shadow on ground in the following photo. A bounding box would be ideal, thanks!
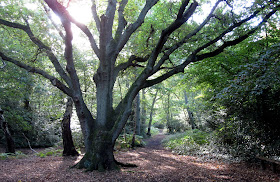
[0,140,279,181]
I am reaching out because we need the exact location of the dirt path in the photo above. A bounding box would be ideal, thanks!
[0,134,279,182]
[144,132,166,150]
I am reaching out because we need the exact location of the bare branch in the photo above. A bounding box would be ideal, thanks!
[0,51,72,96]
[116,0,159,53]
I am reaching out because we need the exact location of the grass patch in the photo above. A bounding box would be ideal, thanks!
[36,147,63,158]
[0,151,27,160]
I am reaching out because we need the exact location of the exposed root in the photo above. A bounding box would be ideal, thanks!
[114,159,137,168]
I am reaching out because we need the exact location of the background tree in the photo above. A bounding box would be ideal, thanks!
[0,0,279,171]
[180,18,280,158]
[0,107,15,153]
[147,88,158,136]
[61,97,79,156]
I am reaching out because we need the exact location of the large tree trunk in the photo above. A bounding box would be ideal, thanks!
[75,59,118,170]
[75,68,141,170]
[0,108,15,154]
[75,129,118,171]
[61,97,79,156]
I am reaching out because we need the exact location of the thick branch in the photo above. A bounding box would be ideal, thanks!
[177,0,190,19]
[146,1,198,71]
[0,51,72,96]
[115,55,148,72]
[195,6,279,61]
[192,6,265,55]
[116,0,159,53]
[143,4,279,89]
[41,1,65,39]
[0,18,72,87]
[105,0,117,42]
[142,58,192,89]
[91,0,101,32]
[151,0,222,74]
[44,0,100,59]
[115,0,128,41]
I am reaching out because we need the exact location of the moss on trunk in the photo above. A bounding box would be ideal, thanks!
[74,130,119,171]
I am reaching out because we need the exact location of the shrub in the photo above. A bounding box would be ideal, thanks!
[153,122,165,129]
[115,134,146,150]
[72,130,84,149]
[36,148,63,158]
[0,151,27,160]
[163,129,210,155]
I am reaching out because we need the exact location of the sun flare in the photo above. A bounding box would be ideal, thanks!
[66,0,92,24]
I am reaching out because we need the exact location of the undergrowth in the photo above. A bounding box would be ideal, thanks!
[162,129,238,162]
[0,151,27,160]
[115,134,146,150]
[162,129,209,155]
[36,148,63,158]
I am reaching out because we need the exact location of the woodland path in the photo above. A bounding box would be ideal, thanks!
[0,133,279,182]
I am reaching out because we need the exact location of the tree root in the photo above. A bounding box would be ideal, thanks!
[114,159,138,168]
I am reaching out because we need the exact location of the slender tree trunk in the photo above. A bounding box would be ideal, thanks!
[135,93,141,135]
[184,91,197,129]
[147,90,158,136]
[131,93,140,147]
[0,108,15,153]
[61,97,79,156]
[141,89,147,134]
[131,118,136,148]
[166,92,172,133]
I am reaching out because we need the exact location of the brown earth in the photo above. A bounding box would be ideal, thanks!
[0,134,279,182]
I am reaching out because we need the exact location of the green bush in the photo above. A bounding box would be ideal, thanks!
[72,130,84,149]
[153,122,165,129]
[166,119,187,134]
[0,151,27,160]
[36,148,63,158]
[163,129,210,155]
[0,153,9,160]
[115,134,146,150]
[150,126,160,136]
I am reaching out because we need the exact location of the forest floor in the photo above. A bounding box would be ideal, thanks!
[0,133,279,182]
